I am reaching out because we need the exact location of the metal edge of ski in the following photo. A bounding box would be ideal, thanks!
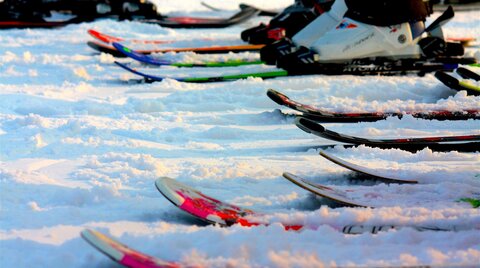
[318,150,418,184]
[435,70,480,96]
[112,42,264,67]
[282,172,371,207]
[141,5,260,28]
[114,61,289,83]
[87,29,173,45]
[81,229,180,268]
[266,89,480,122]
[294,117,480,152]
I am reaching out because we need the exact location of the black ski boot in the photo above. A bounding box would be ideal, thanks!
[260,38,300,65]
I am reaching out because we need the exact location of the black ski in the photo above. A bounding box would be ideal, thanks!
[267,89,480,122]
[295,117,480,152]
[141,5,260,28]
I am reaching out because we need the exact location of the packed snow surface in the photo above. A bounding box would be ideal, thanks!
[1,1,479,267]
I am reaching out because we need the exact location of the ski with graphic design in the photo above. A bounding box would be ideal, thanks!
[81,229,179,268]
[87,41,265,57]
[154,177,477,231]
[142,5,260,28]
[81,222,477,268]
[114,59,468,83]
[113,42,264,67]
[115,61,288,82]
[435,69,480,96]
[295,117,480,152]
[318,150,418,184]
[267,89,480,122]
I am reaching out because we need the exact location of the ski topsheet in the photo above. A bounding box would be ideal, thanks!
[154,177,265,227]
[318,151,418,184]
[113,42,264,67]
[81,229,179,268]
[295,117,480,152]
[142,4,260,28]
[87,41,265,57]
[267,89,480,122]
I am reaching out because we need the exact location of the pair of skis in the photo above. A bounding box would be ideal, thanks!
[83,152,479,268]
[267,89,479,152]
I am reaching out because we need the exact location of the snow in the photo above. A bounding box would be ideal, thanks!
[1,1,480,267]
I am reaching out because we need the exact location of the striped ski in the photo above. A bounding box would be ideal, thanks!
[87,41,264,57]
[112,42,263,67]
[114,61,288,82]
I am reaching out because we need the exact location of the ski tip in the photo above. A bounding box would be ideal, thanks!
[111,42,132,55]
[266,89,287,105]
[154,177,185,207]
[295,117,326,133]
[81,229,124,262]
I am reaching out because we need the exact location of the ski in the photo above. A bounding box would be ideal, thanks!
[282,172,370,207]
[81,229,179,268]
[87,41,265,57]
[446,37,477,47]
[155,177,476,230]
[113,42,264,67]
[267,89,480,122]
[295,117,480,152]
[0,15,91,29]
[115,61,288,82]
[201,2,280,17]
[114,60,466,83]
[81,220,475,268]
[435,70,480,96]
[318,150,418,184]
[87,29,173,45]
[142,5,260,28]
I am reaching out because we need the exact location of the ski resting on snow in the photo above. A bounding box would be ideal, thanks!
[295,117,480,152]
[267,88,480,122]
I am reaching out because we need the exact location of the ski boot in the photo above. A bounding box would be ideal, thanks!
[241,0,334,45]
[259,0,347,65]
[277,2,470,75]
